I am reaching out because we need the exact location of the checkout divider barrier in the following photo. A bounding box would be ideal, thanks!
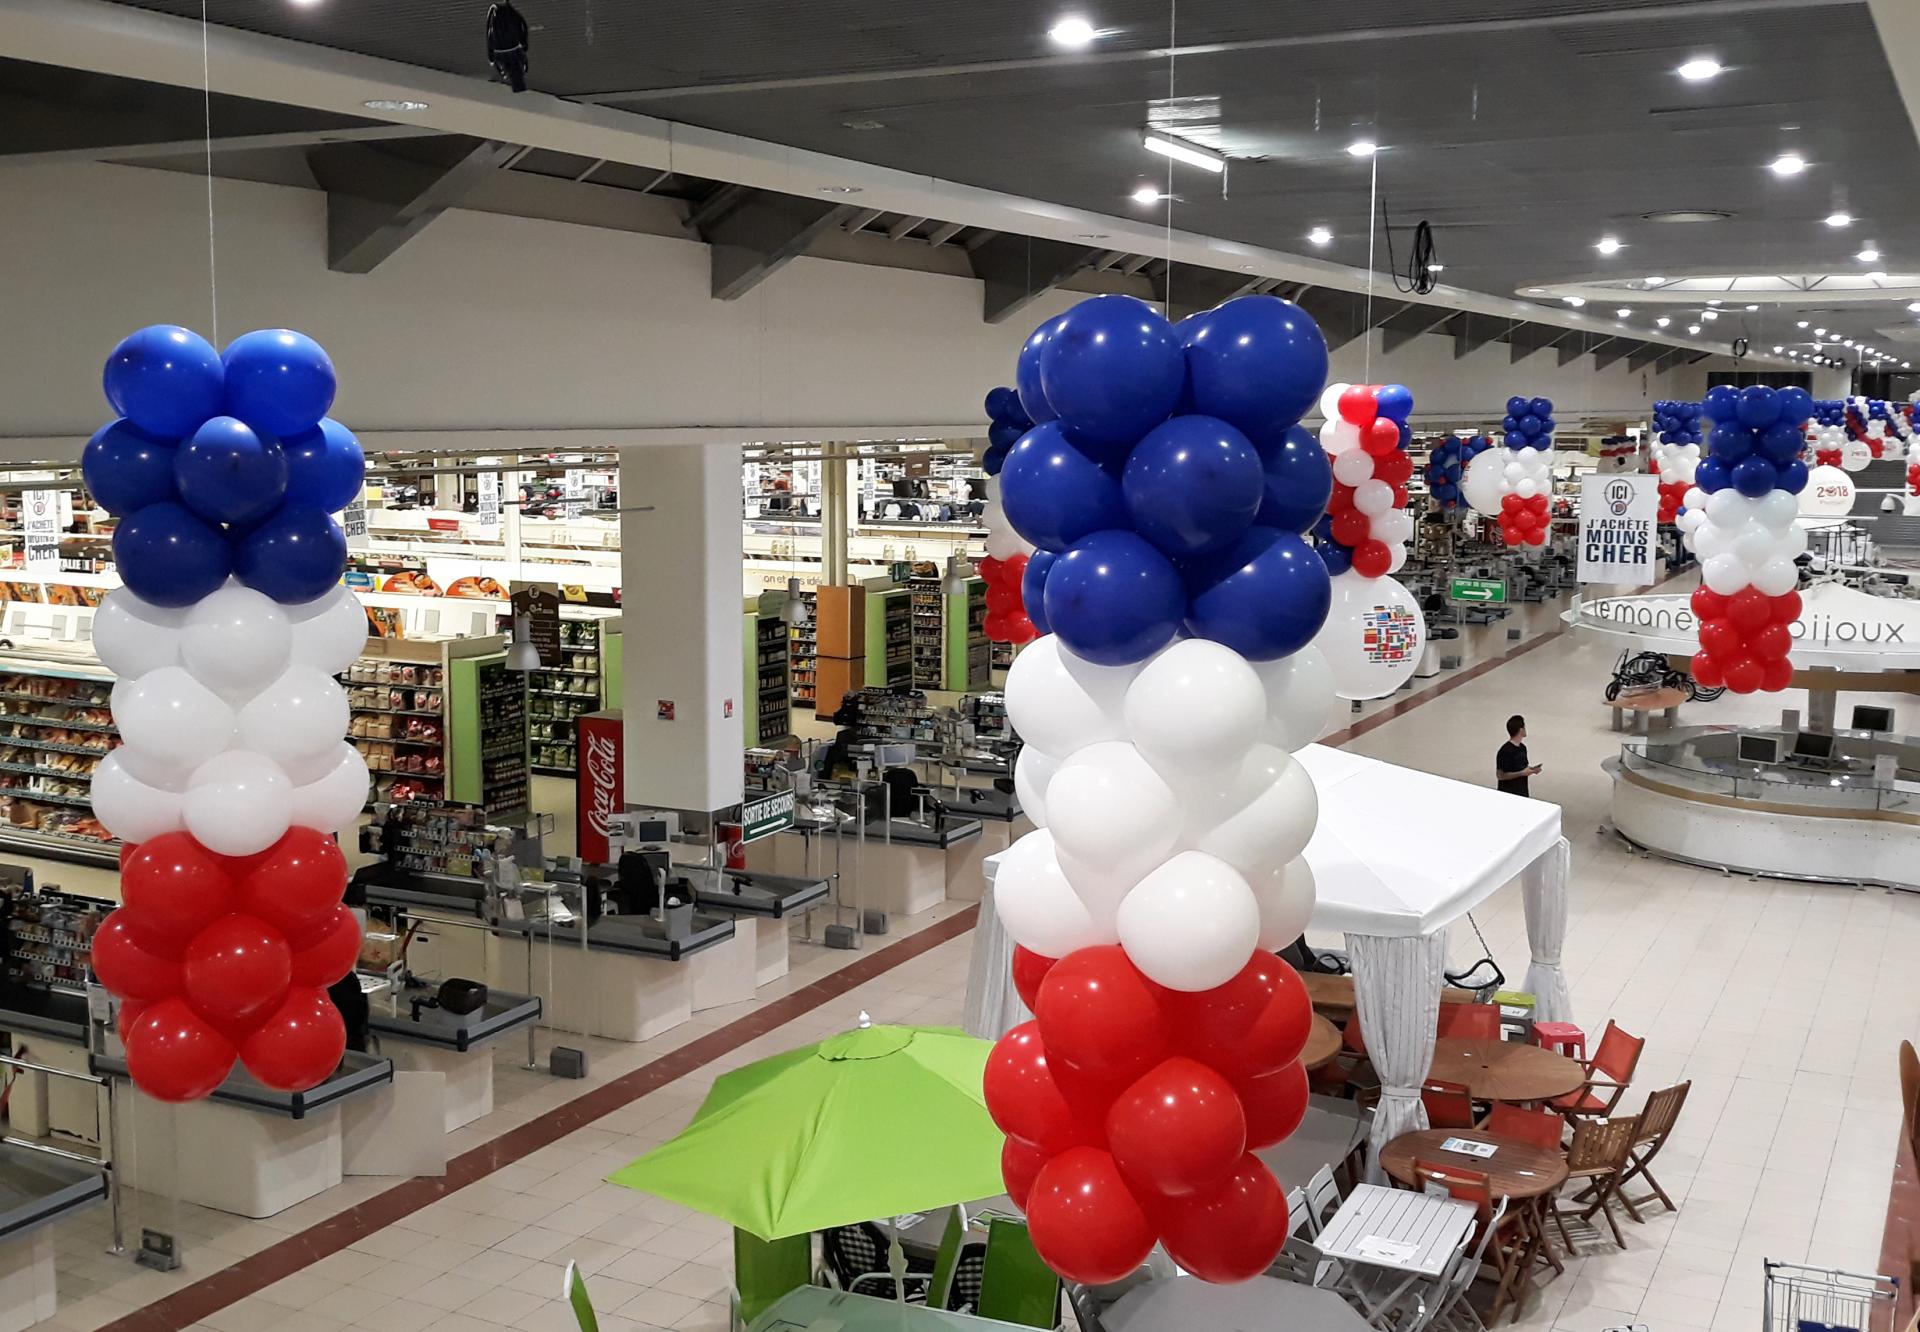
[0,1050,120,1253]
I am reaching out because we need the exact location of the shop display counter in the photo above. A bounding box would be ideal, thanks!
[368,984,541,1131]
[934,787,1026,903]
[677,865,828,984]
[0,1144,106,1332]
[862,816,982,917]
[0,987,96,1144]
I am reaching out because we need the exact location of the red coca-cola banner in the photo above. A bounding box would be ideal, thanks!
[575,710,623,864]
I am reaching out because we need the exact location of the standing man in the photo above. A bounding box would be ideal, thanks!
[1496,714,1542,796]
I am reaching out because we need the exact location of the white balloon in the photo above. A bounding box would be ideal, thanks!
[996,828,1114,958]
[1460,450,1508,518]
[1702,553,1748,595]
[90,751,186,842]
[982,497,1033,560]
[1332,449,1376,487]
[1116,851,1260,992]
[1731,523,1777,568]
[1799,465,1855,517]
[1187,744,1319,876]
[1122,639,1265,776]
[185,750,292,856]
[1251,646,1334,751]
[115,746,196,794]
[90,591,185,680]
[1387,543,1407,574]
[1353,479,1394,516]
[1311,572,1425,701]
[1514,477,1540,500]
[1003,635,1134,758]
[181,585,292,701]
[1754,556,1799,597]
[1251,856,1316,951]
[111,666,236,771]
[1320,419,1363,455]
[288,742,371,835]
[1374,508,1414,545]
[236,667,350,766]
[1013,746,1058,828]
[1318,382,1351,424]
[1841,440,1872,473]
[1705,489,1755,525]
[1684,486,1709,511]
[1046,741,1181,897]
[1757,489,1800,532]
[286,586,371,676]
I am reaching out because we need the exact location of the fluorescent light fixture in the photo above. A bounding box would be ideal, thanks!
[1706,299,1722,305]
[1645,276,1665,285]
[1307,226,1333,246]
[1826,212,1853,227]
[1428,263,1446,273]
[1769,153,1807,176]
[1130,185,1164,205]
[1346,140,1378,157]
[363,98,430,112]
[1745,303,1758,310]
[1677,57,1724,81]
[1688,324,1702,335]
[1563,296,1586,307]
[1143,130,1226,173]
[1857,247,1881,262]
[1702,310,1719,320]
[1616,308,1633,317]
[1048,15,1097,46]
[1656,317,1671,328]
[1798,320,1809,327]
[1595,236,1623,255]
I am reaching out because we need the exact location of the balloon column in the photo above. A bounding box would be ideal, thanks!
[1308,384,1415,580]
[1681,384,1812,696]
[1461,395,1555,545]
[1648,403,1702,525]
[986,292,1336,1285]
[82,325,370,1102]
[978,389,1041,645]
[1424,435,1488,510]
[1840,396,1912,467]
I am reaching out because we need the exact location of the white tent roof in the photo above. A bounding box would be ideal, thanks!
[1297,744,1562,938]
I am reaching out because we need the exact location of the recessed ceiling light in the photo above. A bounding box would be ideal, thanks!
[1677,57,1724,81]
[1773,345,1784,353]
[1645,276,1665,285]
[1688,324,1702,335]
[1656,317,1671,328]
[1701,310,1718,320]
[1307,226,1333,246]
[1616,307,1633,317]
[1825,212,1853,227]
[1143,130,1226,173]
[1769,153,1807,176]
[1563,296,1586,307]
[1075,232,1109,240]
[1524,287,1544,294]
[1857,247,1881,262]
[362,98,430,112]
[1130,185,1164,205]
[1640,210,1733,224]
[1845,339,1856,347]
[1906,362,1912,369]
[840,118,886,131]
[1048,16,1098,47]
[819,185,863,194]
[1798,320,1809,328]
[1428,263,1445,274]
[1706,299,1721,305]
[1595,236,1623,255]
[1815,327,1826,335]
[1745,303,1758,310]
[1346,140,1378,157]
[1789,350,1799,357]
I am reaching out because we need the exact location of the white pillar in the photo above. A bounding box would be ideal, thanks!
[619,446,746,814]
[822,443,850,585]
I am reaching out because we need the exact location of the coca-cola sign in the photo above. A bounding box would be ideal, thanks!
[575,712,623,863]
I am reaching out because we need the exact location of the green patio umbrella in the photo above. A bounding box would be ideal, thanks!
[608,1023,1004,1241]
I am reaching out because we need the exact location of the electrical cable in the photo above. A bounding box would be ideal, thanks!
[1380,201,1440,297]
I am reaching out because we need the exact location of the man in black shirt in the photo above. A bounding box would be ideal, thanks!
[1496,714,1541,796]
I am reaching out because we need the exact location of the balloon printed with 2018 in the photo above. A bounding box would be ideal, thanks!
[85,325,369,1103]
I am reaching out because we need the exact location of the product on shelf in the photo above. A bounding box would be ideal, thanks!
[345,658,447,806]
[0,666,121,856]
[475,660,530,817]
[3,884,107,996]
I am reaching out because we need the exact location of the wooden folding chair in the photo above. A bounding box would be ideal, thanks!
[1612,1082,1690,1218]
[1550,1020,1644,1125]
[1423,1079,1478,1130]
[1552,1116,1639,1248]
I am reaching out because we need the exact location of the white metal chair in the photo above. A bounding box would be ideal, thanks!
[1304,1164,1344,1232]
[1266,1186,1320,1284]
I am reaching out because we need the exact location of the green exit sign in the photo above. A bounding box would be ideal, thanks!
[1450,578,1507,604]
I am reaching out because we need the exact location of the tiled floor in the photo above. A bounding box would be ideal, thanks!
[24,571,1915,1332]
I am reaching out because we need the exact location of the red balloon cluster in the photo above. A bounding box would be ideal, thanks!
[979,554,1038,644]
[1907,461,1920,497]
[1497,493,1550,547]
[1689,585,1801,695]
[1655,480,1689,525]
[92,829,355,1102]
[1323,385,1413,579]
[985,945,1311,1285]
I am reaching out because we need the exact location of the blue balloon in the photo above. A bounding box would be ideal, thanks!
[1182,295,1329,440]
[1518,415,1542,437]
[1022,549,1056,635]
[1505,431,1527,449]
[1038,295,1184,448]
[999,421,1127,552]
[112,502,231,608]
[1731,454,1779,497]
[102,325,224,440]
[984,386,1023,423]
[1316,539,1353,576]
[1695,457,1730,493]
[1041,530,1184,666]
[82,419,178,517]
[988,420,1024,451]
[1501,415,1520,434]
[1505,396,1529,418]
[1758,422,1803,465]
[1185,527,1332,661]
[279,416,364,514]
[233,505,348,604]
[1529,397,1553,418]
[1708,422,1754,462]
[1735,385,1781,430]
[222,329,336,439]
[175,416,288,527]
[1703,384,1738,421]
[1121,415,1263,559]
[1779,459,1809,494]
[1254,425,1334,535]
[1374,384,1414,424]
[982,443,1010,476]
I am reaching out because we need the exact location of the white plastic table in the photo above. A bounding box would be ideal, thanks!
[1105,1275,1370,1332]
[1314,1184,1475,1279]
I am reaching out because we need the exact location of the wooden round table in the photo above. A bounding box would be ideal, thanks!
[1302,1013,1342,1070]
[1428,1037,1585,1103]
[1379,1129,1568,1198]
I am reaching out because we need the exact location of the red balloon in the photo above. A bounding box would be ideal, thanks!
[1361,418,1401,456]
[1159,954,1311,1081]
[1525,528,1546,547]
[1337,385,1377,427]
[1722,654,1763,694]
[984,611,1012,641]
[1772,589,1803,625]
[1237,1059,1310,1149]
[1012,946,1058,1013]
[182,914,293,1023]
[1392,483,1410,508]
[1034,945,1171,1089]
[121,832,238,948]
[1500,493,1523,514]
[1749,622,1792,663]
[237,830,348,940]
[1330,509,1370,547]
[91,911,184,1002]
[1691,585,1730,619]
[1004,553,1030,583]
[117,999,149,1033]
[1501,526,1522,547]
[1761,657,1795,692]
[118,842,139,872]
[1150,1154,1291,1283]
[1326,483,1354,514]
[1728,587,1773,632]
[290,905,362,988]
[1698,616,1742,660]
[1373,450,1414,486]
[1002,1137,1049,1212]
[1026,1148,1157,1285]
[1106,1057,1246,1199]
[1350,540,1392,579]
[986,581,1022,615]
[239,987,346,1091]
[1004,612,1037,644]
[977,555,1003,579]
[1690,651,1723,687]
[124,997,237,1103]
[983,1022,1088,1153]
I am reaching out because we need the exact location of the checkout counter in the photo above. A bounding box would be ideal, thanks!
[0,1142,107,1332]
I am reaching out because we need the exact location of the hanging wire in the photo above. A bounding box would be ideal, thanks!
[1161,0,1176,317]
[1363,148,1377,383]
[199,0,219,343]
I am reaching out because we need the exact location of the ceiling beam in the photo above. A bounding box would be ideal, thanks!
[1152,265,1267,322]
[1453,314,1506,360]
[971,234,1102,324]
[1380,305,1457,354]
[307,135,522,274]
[887,215,927,241]
[1557,332,1595,368]
[844,207,886,233]
[924,221,964,247]
[1509,322,1569,364]
[1594,339,1639,371]
[694,189,860,300]
[1293,289,1371,353]
[1653,348,1690,375]
[1627,344,1666,372]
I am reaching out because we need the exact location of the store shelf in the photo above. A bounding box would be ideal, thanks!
[0,760,95,781]
[0,735,111,757]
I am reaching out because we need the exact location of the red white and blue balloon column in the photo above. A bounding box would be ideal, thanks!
[1424,435,1489,511]
[1649,401,1702,525]
[984,293,1336,1285]
[1682,384,1813,696]
[83,325,370,1103]
[978,388,1039,646]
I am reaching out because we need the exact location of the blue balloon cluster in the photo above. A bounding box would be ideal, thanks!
[1810,400,1847,428]
[1425,435,1490,508]
[981,386,1033,476]
[85,326,363,609]
[1694,385,1813,498]
[1001,294,1333,664]
[1651,400,1702,445]
[1500,395,1557,451]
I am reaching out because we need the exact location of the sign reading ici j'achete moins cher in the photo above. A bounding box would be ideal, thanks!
[1577,473,1659,586]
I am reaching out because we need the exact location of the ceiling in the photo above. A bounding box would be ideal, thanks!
[28,0,1920,370]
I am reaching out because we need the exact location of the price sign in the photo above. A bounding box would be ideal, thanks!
[473,464,501,536]
[342,487,370,551]
[22,490,61,575]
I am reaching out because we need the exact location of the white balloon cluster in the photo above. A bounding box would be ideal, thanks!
[981,495,1034,562]
[91,583,371,855]
[1001,635,1330,992]
[1459,446,1508,518]
[1687,489,1806,595]
[1649,440,1700,486]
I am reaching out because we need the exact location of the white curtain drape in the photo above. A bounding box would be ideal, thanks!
[1521,837,1574,1026]
[963,879,1032,1039]
[1348,929,1448,1182]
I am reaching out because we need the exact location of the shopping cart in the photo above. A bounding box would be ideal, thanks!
[1764,1262,1899,1332]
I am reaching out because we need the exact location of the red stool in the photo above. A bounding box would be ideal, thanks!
[1531,1021,1586,1062]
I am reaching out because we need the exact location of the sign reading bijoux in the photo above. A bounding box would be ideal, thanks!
[1577,473,1658,585]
